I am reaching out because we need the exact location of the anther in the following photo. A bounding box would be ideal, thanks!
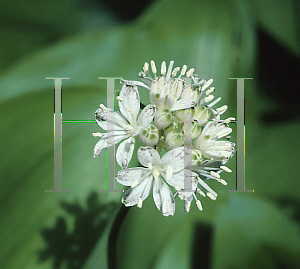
[99,104,107,111]
[181,65,187,76]
[210,171,220,179]
[165,165,173,181]
[185,201,191,212]
[175,186,182,194]
[204,95,214,103]
[126,108,134,115]
[196,200,203,211]
[197,188,206,197]
[220,179,227,185]
[161,61,166,75]
[207,192,217,200]
[186,68,195,78]
[206,87,215,95]
[137,198,143,208]
[151,60,157,75]
[216,105,228,114]
[116,96,124,101]
[92,132,103,137]
[172,67,180,77]
[131,180,139,188]
[220,166,232,173]
[143,62,149,74]
[162,200,167,214]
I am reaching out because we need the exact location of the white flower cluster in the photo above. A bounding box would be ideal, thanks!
[93,60,235,216]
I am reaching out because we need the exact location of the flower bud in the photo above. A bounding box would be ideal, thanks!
[164,121,183,136]
[191,149,203,166]
[192,106,211,125]
[190,121,202,139]
[173,109,192,124]
[154,109,173,129]
[191,85,201,103]
[164,129,184,150]
[139,124,159,146]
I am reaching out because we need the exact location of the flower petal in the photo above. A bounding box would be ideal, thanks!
[153,178,175,216]
[170,99,195,111]
[93,134,126,158]
[118,83,140,123]
[95,108,128,131]
[116,167,150,186]
[116,137,136,169]
[138,146,160,167]
[166,169,198,190]
[121,176,153,206]
[137,104,156,127]
[160,146,189,173]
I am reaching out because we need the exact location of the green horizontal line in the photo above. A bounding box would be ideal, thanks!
[62,120,96,123]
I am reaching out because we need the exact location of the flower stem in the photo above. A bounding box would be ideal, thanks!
[107,206,130,269]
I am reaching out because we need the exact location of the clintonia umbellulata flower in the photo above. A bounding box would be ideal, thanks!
[93,60,236,216]
[93,81,156,169]
[116,146,197,216]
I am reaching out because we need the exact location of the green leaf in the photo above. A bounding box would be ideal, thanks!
[213,194,300,269]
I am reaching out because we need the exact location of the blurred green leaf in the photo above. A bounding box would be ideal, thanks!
[2,0,299,268]
[251,0,299,56]
[213,194,300,269]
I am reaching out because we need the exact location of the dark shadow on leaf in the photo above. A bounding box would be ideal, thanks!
[38,191,117,269]
[191,222,213,269]
[277,198,300,225]
[257,28,300,124]
[96,0,154,21]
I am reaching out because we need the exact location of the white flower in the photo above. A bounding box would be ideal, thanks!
[137,60,201,129]
[93,81,156,169]
[177,158,233,212]
[193,119,235,160]
[116,146,195,216]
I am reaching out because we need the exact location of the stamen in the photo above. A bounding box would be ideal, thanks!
[185,201,191,212]
[186,68,195,78]
[92,132,103,137]
[165,165,173,181]
[207,192,217,200]
[206,87,215,95]
[151,60,157,76]
[143,62,149,74]
[99,104,107,112]
[148,163,153,170]
[175,186,182,194]
[172,67,180,77]
[217,128,232,138]
[137,198,143,208]
[220,179,227,185]
[216,105,228,114]
[126,108,134,115]
[166,61,174,80]
[224,117,235,123]
[131,180,139,188]
[220,166,232,173]
[210,171,220,179]
[180,65,187,76]
[204,95,214,103]
[161,61,166,75]
[162,200,167,214]
[197,188,206,197]
[201,79,213,92]
[207,97,221,107]
[116,96,124,102]
[196,200,203,211]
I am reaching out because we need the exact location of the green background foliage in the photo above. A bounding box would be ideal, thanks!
[1,0,299,268]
